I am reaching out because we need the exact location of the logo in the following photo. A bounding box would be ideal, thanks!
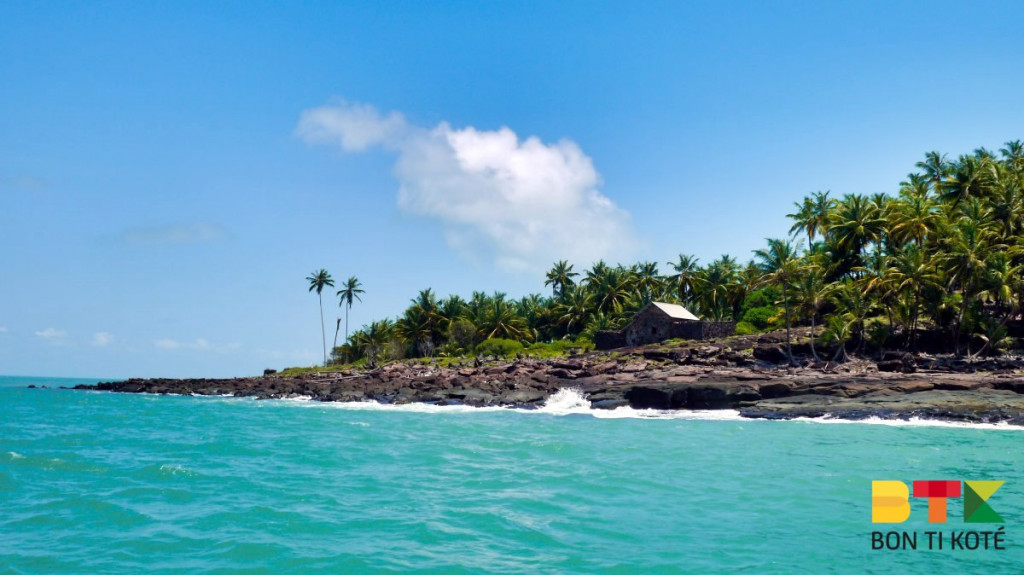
[872,480,1004,523]
[870,480,1007,551]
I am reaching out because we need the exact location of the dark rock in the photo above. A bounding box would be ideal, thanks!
[753,344,788,363]
[623,386,672,409]
[591,398,630,410]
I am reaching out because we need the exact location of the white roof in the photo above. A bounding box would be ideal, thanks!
[651,302,700,321]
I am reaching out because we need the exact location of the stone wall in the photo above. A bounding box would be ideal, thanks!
[595,320,736,350]
[594,330,626,350]
[699,321,736,339]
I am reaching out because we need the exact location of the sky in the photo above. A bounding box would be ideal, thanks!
[2,1,1023,378]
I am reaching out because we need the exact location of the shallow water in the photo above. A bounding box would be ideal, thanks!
[2,375,1021,573]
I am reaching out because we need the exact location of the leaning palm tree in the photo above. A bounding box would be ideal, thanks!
[306,268,335,366]
[336,276,365,360]
[753,238,803,365]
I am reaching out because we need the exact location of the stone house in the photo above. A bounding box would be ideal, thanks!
[594,302,736,349]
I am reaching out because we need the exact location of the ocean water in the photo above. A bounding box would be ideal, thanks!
[1,375,1021,574]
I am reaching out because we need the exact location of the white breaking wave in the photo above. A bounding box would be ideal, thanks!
[184,386,1024,430]
[792,415,1024,431]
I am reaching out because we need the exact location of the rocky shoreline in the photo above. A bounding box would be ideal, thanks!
[68,333,1024,425]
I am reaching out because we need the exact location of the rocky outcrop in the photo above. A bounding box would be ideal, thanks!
[67,335,1024,425]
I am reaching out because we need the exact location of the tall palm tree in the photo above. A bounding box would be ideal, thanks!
[941,219,999,355]
[667,254,702,306]
[794,263,827,361]
[916,151,950,196]
[942,154,994,206]
[557,285,593,335]
[544,260,578,300]
[753,238,803,364]
[828,194,885,274]
[788,191,833,247]
[306,268,335,365]
[631,261,662,305]
[888,243,940,350]
[336,276,365,360]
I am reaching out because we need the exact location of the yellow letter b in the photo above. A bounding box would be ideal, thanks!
[873,481,911,523]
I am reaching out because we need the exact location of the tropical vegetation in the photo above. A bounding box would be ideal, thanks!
[320,142,1024,367]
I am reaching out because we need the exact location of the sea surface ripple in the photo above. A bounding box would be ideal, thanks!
[1,376,1021,573]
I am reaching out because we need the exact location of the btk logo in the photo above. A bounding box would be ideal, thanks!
[872,480,1004,523]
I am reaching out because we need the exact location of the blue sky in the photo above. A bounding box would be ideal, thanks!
[2,1,1022,378]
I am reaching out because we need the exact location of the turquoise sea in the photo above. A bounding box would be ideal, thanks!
[1,375,1021,573]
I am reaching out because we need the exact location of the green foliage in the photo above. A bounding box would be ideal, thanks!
[735,321,759,335]
[742,287,777,310]
[525,339,590,358]
[446,319,480,353]
[741,306,777,330]
[312,140,1024,359]
[474,338,524,358]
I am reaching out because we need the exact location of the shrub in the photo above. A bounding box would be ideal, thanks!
[475,338,524,358]
[742,306,778,330]
[447,319,480,352]
[735,321,759,335]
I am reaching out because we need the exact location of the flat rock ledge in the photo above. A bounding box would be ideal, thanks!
[67,344,1024,425]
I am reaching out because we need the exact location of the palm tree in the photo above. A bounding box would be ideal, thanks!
[544,260,578,300]
[828,194,885,275]
[794,263,826,361]
[479,293,530,340]
[336,276,364,359]
[916,151,950,196]
[557,285,593,335]
[890,189,941,247]
[941,218,999,355]
[667,254,702,306]
[888,243,940,350]
[631,261,662,305]
[306,268,335,366]
[942,154,994,206]
[753,238,803,364]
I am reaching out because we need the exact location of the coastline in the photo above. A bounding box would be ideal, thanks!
[68,333,1024,425]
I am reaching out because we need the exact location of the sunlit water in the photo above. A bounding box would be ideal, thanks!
[2,375,1021,573]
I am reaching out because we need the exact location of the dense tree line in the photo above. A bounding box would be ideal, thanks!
[325,142,1024,366]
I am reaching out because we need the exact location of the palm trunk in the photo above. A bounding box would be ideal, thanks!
[332,318,341,357]
[783,284,793,365]
[954,288,970,357]
[344,304,350,363]
[319,294,327,366]
[809,314,819,361]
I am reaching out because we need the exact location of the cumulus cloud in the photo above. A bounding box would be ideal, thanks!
[297,101,637,271]
[119,222,228,245]
[92,332,113,347]
[35,328,67,339]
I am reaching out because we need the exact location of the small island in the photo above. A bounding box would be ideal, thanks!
[76,327,1024,425]
[76,143,1024,425]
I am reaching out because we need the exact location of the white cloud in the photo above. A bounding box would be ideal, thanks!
[35,328,67,339]
[297,101,637,271]
[92,332,113,347]
[119,222,228,245]
[155,338,237,352]
[0,327,8,333]
[296,100,407,151]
